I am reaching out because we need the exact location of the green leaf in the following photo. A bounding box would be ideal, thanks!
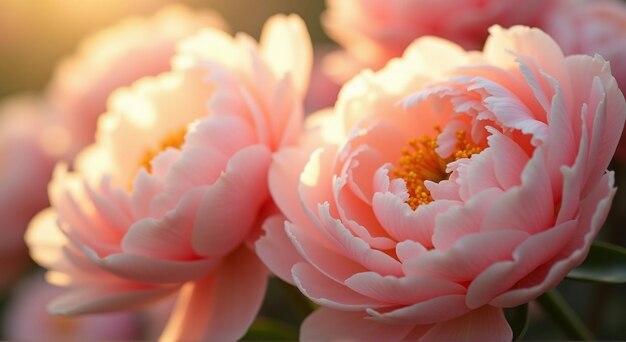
[566,241,626,283]
[242,317,299,341]
[504,304,529,341]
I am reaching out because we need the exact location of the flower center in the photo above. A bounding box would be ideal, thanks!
[393,129,482,210]
[139,128,187,173]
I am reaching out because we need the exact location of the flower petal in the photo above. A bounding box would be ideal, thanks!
[345,272,466,305]
[292,262,385,311]
[48,285,176,315]
[367,294,470,324]
[481,149,554,234]
[300,307,415,342]
[160,246,268,341]
[255,214,305,285]
[420,305,511,341]
[260,14,312,97]
[192,145,272,257]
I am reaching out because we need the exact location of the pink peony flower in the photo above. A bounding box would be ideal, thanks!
[47,4,227,160]
[322,0,547,81]
[26,14,312,341]
[540,0,626,160]
[3,272,141,341]
[257,25,625,340]
[0,95,61,291]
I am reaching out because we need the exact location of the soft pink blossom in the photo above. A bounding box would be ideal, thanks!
[3,272,141,340]
[323,0,548,81]
[26,14,312,341]
[257,25,625,340]
[0,95,59,291]
[540,0,626,160]
[47,4,227,160]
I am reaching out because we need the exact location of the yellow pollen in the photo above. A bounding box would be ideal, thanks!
[393,129,482,210]
[139,128,187,173]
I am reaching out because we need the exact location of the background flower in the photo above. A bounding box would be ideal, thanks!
[258,25,625,340]
[322,0,547,82]
[26,14,312,341]
[3,272,141,341]
[0,95,59,291]
[540,0,626,161]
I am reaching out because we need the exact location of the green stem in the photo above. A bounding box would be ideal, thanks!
[278,279,317,319]
[536,290,595,340]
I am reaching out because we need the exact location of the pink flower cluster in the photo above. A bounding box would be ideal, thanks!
[0,1,622,340]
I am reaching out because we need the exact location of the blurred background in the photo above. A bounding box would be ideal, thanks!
[0,0,625,340]
[0,0,329,99]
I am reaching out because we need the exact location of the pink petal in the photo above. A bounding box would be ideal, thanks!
[260,14,312,97]
[426,178,462,201]
[367,294,470,324]
[48,285,176,315]
[345,272,466,305]
[130,169,163,218]
[122,189,203,260]
[583,76,625,194]
[272,76,304,148]
[83,181,132,234]
[148,146,228,214]
[545,86,575,195]
[255,214,305,285]
[184,110,258,157]
[345,145,386,205]
[373,192,457,248]
[25,208,70,270]
[557,116,589,224]
[490,173,615,307]
[372,165,407,198]
[420,305,511,341]
[269,146,315,229]
[292,262,385,310]
[318,203,403,276]
[335,171,395,250]
[432,188,502,252]
[481,149,554,234]
[341,121,408,167]
[192,145,272,257]
[456,150,499,200]
[468,77,548,144]
[484,25,569,96]
[467,219,577,308]
[300,308,415,342]
[486,127,529,189]
[160,246,268,341]
[402,36,471,77]
[395,240,428,263]
[298,146,341,237]
[287,221,367,283]
[404,230,528,282]
[84,248,220,284]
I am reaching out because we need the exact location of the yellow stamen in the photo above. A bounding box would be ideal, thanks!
[139,128,187,173]
[393,129,482,210]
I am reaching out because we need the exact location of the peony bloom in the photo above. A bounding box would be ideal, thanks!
[26,14,312,341]
[47,4,227,160]
[0,95,60,291]
[257,26,625,340]
[322,0,547,81]
[3,272,141,341]
[540,0,626,160]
